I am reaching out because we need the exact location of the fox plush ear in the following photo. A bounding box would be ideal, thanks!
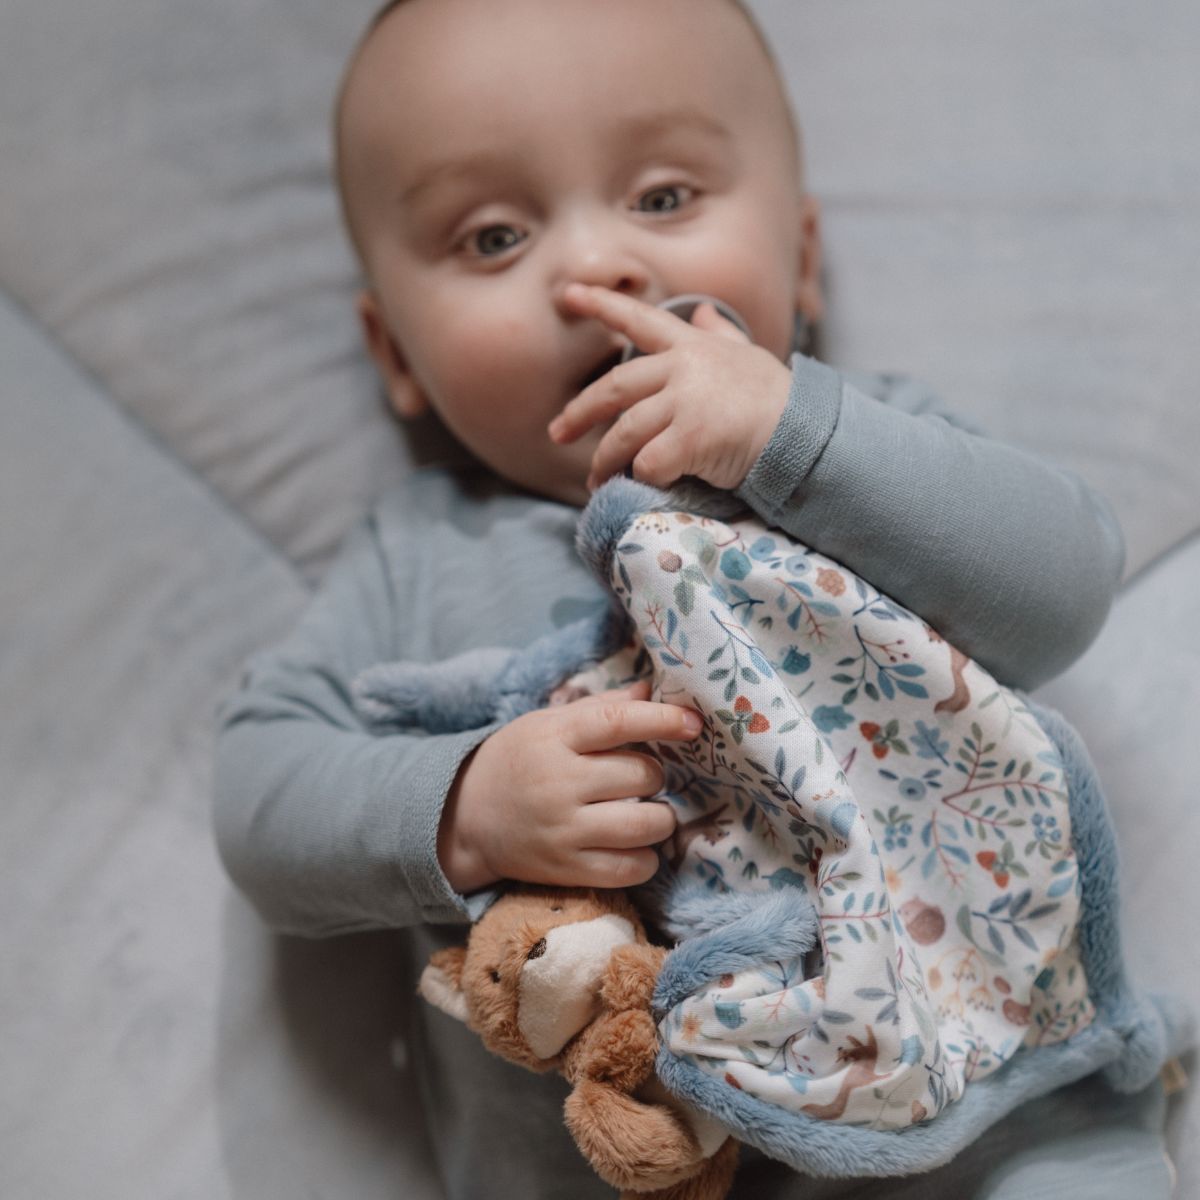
[419,947,470,1024]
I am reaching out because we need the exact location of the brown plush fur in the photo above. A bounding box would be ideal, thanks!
[421,886,737,1200]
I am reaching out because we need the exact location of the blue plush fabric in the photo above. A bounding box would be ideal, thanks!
[353,609,629,735]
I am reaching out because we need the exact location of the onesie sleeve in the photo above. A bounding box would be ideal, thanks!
[212,512,495,936]
[734,356,1125,691]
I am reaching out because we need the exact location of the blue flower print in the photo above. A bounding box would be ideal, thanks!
[1026,811,1064,859]
[874,804,915,852]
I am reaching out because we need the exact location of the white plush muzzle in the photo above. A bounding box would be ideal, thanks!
[517,914,636,1060]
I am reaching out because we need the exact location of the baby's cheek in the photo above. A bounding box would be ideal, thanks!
[439,314,541,400]
[695,244,795,360]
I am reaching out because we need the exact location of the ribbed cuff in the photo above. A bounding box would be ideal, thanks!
[406,722,502,924]
[734,354,843,524]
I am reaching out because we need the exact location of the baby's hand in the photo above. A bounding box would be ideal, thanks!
[548,284,792,492]
[438,680,700,893]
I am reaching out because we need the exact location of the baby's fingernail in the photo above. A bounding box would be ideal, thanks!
[547,419,562,440]
[683,711,704,736]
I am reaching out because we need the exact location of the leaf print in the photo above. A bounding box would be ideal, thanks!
[680,526,716,564]
[674,580,695,615]
[720,548,751,580]
[776,576,835,644]
[714,1000,746,1029]
[645,602,692,668]
[913,720,951,763]
[812,705,853,733]
[749,646,773,676]
[765,866,808,890]
[838,626,927,705]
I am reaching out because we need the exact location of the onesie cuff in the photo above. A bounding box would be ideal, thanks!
[734,354,843,525]
[403,723,501,925]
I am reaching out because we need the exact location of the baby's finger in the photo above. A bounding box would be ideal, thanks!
[629,426,687,490]
[566,698,704,753]
[572,846,663,889]
[586,395,674,490]
[562,283,690,355]
[549,353,669,445]
[576,748,665,803]
[690,301,751,343]
[579,798,677,850]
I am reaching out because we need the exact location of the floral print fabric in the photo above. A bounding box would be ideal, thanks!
[564,509,1093,1129]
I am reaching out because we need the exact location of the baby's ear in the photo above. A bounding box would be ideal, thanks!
[356,289,430,419]
[793,193,825,325]
[418,946,470,1023]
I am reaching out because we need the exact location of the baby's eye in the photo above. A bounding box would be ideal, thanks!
[635,185,695,214]
[467,225,525,258]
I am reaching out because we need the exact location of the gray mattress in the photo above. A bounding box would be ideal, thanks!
[2,1,1197,1196]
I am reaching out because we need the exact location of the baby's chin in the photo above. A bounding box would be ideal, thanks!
[486,430,605,508]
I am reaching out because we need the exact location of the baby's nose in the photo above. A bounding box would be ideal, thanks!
[554,224,652,306]
[560,260,649,303]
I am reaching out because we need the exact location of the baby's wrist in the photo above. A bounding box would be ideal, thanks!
[736,362,791,488]
[438,750,499,895]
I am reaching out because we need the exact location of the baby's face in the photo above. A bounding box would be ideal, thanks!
[340,0,822,505]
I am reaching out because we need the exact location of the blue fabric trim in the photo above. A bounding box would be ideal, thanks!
[652,887,819,1018]
[574,476,672,584]
[1028,701,1194,1088]
[351,607,629,733]
[650,696,1194,1175]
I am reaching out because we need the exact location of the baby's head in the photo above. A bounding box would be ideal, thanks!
[335,0,823,505]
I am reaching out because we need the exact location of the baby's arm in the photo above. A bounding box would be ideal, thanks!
[213,516,490,935]
[551,286,1123,691]
[732,361,1125,691]
[214,516,699,935]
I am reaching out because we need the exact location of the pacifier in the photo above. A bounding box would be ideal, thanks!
[619,294,752,363]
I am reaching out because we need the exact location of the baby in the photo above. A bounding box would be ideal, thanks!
[215,0,1127,1194]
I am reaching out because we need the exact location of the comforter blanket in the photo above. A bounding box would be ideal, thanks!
[353,477,1192,1176]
